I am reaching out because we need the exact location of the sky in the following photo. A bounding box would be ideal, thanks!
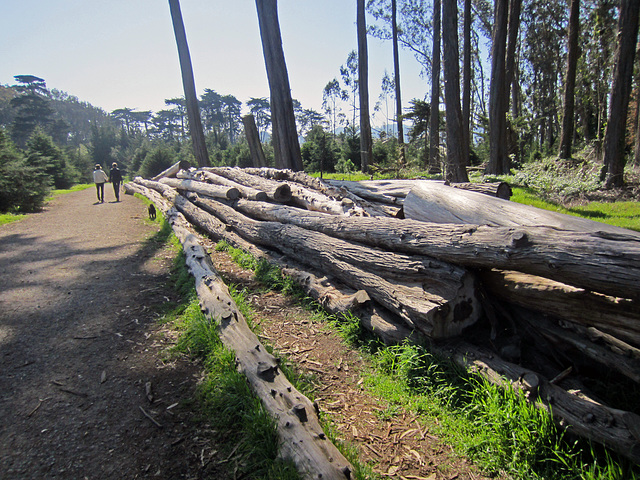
[1,0,431,126]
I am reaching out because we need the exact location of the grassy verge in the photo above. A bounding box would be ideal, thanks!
[216,241,639,480]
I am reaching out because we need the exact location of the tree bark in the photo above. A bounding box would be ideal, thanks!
[462,0,471,168]
[206,166,292,202]
[357,0,373,173]
[487,0,510,175]
[168,0,210,167]
[480,269,640,349]
[179,168,268,201]
[392,0,405,165]
[255,0,304,171]
[158,177,240,200]
[442,0,469,182]
[174,194,482,339]
[230,195,640,301]
[600,0,640,187]
[558,0,581,159]
[242,114,268,167]
[151,160,191,181]
[428,0,442,173]
[136,183,353,478]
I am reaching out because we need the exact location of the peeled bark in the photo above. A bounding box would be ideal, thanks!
[178,168,268,201]
[206,167,292,202]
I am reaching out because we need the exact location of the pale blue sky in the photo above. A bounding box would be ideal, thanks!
[2,0,429,124]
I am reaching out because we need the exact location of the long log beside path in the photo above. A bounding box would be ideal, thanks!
[124,181,353,480]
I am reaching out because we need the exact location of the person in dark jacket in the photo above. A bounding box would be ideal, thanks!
[109,162,123,202]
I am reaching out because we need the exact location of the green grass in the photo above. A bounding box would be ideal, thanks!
[511,187,640,232]
[0,213,26,225]
[45,183,93,201]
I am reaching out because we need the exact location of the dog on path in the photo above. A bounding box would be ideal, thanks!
[148,203,156,220]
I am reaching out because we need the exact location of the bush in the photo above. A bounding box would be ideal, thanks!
[0,129,50,212]
[138,146,178,178]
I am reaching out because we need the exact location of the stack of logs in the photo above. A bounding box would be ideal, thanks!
[126,165,640,466]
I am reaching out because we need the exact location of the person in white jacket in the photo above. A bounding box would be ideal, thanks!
[93,164,109,203]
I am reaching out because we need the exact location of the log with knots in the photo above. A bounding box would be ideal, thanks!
[125,165,640,467]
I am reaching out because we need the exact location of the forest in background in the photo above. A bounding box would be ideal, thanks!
[1,0,639,213]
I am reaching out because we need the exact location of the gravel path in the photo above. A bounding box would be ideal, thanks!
[0,188,209,479]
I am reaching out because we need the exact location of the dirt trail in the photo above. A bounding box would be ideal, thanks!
[0,188,209,479]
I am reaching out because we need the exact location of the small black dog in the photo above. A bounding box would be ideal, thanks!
[148,203,156,220]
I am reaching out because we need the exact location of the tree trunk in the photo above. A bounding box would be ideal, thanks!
[428,0,442,173]
[601,0,640,187]
[487,0,509,175]
[242,114,268,167]
[357,0,373,173]
[442,0,469,182]
[480,269,640,349]
[206,166,292,202]
[158,177,240,200]
[392,0,406,165]
[151,160,191,181]
[180,168,268,201]
[255,0,304,171]
[171,193,482,340]
[230,195,640,301]
[462,0,471,168]
[558,0,581,159]
[168,0,210,168]
[135,183,353,478]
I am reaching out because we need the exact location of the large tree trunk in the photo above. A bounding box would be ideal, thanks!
[205,166,292,202]
[357,0,373,173]
[600,0,640,187]
[230,196,640,301]
[179,168,268,201]
[442,0,469,183]
[487,0,510,175]
[558,0,581,159]
[428,0,442,173]
[168,0,210,168]
[462,0,471,168]
[255,0,303,171]
[242,114,268,167]
[391,0,405,165]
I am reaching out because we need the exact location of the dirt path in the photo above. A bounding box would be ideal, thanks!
[0,188,210,479]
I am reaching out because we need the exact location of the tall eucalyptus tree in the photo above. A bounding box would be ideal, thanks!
[358,0,373,173]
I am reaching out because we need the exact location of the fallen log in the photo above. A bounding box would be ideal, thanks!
[230,199,640,301]
[403,180,639,237]
[480,269,640,348]
[131,178,416,345]
[159,177,240,200]
[438,340,640,464]
[205,167,292,202]
[512,305,640,384]
[178,168,269,201]
[151,160,191,181]
[171,191,482,339]
[132,181,353,479]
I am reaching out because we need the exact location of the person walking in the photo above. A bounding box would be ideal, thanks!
[93,164,108,203]
[109,162,123,202]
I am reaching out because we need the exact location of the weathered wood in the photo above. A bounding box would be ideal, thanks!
[404,180,639,237]
[178,168,268,201]
[230,199,640,301]
[173,192,482,339]
[133,181,352,479]
[242,114,268,168]
[151,160,191,181]
[450,181,512,199]
[132,178,416,345]
[159,177,240,200]
[325,179,407,205]
[480,269,640,348]
[205,167,292,202]
[439,340,640,463]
